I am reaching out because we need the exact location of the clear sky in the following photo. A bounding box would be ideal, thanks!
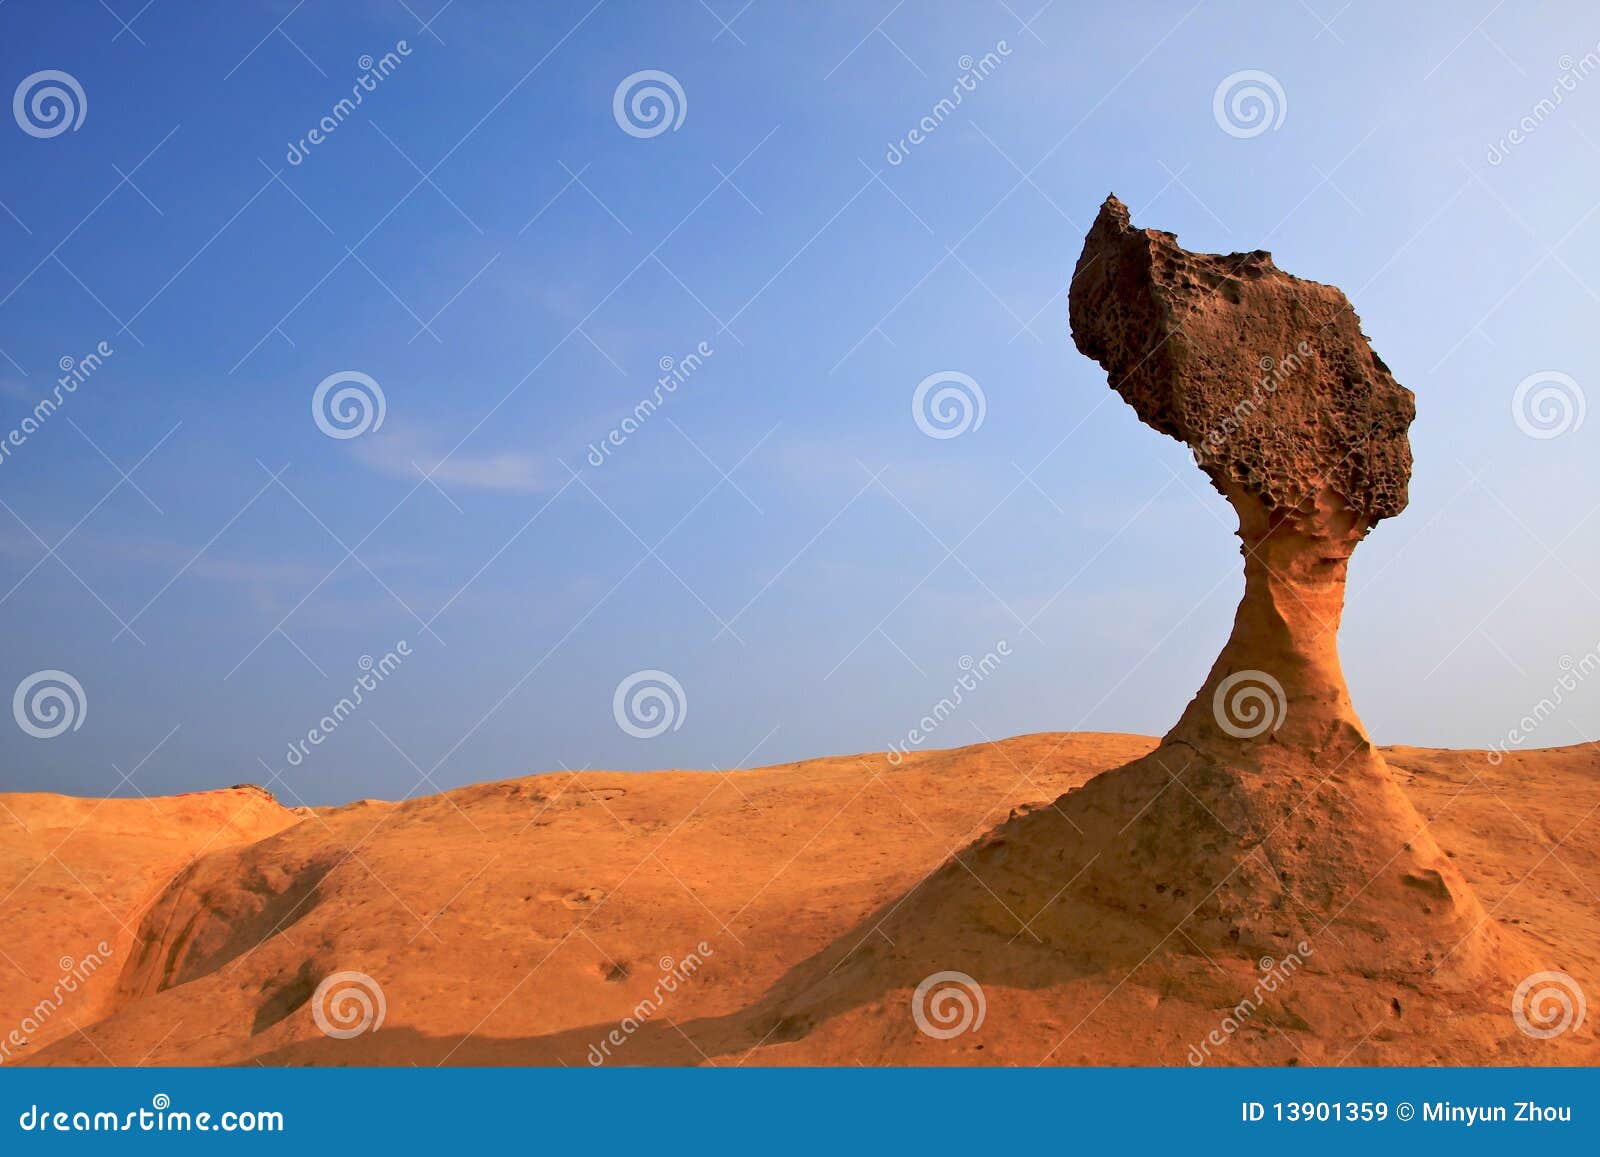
[2,1,1596,805]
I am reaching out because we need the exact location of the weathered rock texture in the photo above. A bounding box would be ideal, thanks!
[1037,195,1517,984]
[1070,195,1414,522]
[1069,193,1415,749]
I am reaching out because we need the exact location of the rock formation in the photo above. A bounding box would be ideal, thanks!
[1053,195,1512,982]
[732,196,1535,1063]
[1070,193,1412,752]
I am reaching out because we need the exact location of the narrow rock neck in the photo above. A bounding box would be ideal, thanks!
[1168,497,1370,754]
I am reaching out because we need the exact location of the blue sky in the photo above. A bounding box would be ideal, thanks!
[1,0,1597,805]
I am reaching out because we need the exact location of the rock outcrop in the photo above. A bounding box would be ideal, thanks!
[732,197,1535,1064]
[1056,194,1502,983]
[1069,193,1412,749]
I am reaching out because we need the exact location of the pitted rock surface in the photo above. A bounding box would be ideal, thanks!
[1069,194,1414,530]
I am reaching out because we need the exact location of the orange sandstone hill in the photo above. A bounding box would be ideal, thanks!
[0,736,1595,1067]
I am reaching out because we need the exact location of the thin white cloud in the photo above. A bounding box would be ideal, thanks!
[350,423,547,493]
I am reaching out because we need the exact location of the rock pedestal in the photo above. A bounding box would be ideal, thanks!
[1053,195,1510,983]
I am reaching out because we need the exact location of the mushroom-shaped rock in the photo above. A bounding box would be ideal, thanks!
[751,197,1532,1064]
[1071,194,1418,754]
[1049,195,1515,982]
